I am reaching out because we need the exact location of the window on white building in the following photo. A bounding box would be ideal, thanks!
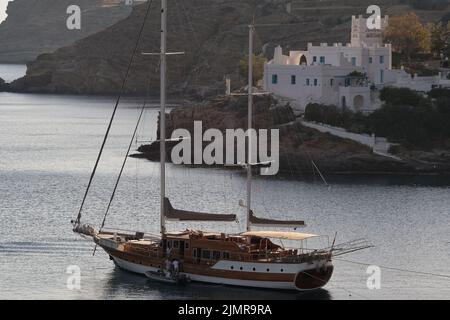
[380,55,384,64]
[291,75,296,85]
[330,79,334,86]
[313,56,317,63]
[272,74,278,84]
[351,57,357,66]
[306,78,310,86]
[369,57,373,64]
[320,56,325,64]
[314,79,318,86]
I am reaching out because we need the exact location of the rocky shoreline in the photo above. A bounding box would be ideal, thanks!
[135,95,450,176]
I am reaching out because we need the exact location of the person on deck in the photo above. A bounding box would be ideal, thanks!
[164,259,172,278]
[172,259,180,276]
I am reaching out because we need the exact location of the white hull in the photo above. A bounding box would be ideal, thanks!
[112,256,331,291]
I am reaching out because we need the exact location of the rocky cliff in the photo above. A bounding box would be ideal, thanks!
[0,0,132,63]
[136,94,441,176]
[9,0,446,97]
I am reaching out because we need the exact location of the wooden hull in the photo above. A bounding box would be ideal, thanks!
[102,246,333,291]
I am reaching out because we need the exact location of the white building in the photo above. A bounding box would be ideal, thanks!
[264,15,450,112]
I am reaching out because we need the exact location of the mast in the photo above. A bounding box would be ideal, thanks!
[160,0,167,235]
[246,24,254,232]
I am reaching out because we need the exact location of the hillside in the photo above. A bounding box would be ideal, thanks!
[6,0,450,97]
[0,0,132,63]
[137,94,450,175]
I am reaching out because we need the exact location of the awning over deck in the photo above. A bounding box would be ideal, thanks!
[164,198,237,222]
[240,231,318,241]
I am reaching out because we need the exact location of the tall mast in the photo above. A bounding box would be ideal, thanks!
[246,24,254,232]
[160,0,167,235]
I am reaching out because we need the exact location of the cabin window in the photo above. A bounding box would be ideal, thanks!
[173,241,179,249]
[193,248,197,258]
[222,251,230,259]
[185,242,190,249]
[167,240,172,249]
[212,251,221,260]
[272,74,278,84]
[291,75,296,85]
[202,250,211,260]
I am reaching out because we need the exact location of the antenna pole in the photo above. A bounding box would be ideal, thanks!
[246,24,254,232]
[160,0,167,235]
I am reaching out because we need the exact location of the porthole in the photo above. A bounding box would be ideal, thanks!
[252,267,256,271]
[240,267,243,270]
[230,266,234,270]
[266,269,270,272]
[281,269,284,272]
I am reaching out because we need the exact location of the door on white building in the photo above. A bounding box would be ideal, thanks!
[353,95,364,111]
[300,55,308,66]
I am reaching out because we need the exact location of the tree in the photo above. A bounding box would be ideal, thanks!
[239,54,267,86]
[428,22,450,59]
[383,13,431,61]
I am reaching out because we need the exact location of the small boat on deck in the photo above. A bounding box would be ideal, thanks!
[145,270,191,286]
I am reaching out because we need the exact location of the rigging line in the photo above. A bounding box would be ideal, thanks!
[74,0,155,225]
[334,257,450,280]
[311,160,329,186]
[93,105,147,256]
[293,120,329,186]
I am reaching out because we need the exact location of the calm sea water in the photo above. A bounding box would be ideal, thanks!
[0,64,27,83]
[0,66,449,300]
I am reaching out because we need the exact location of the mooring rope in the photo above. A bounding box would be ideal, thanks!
[74,0,155,225]
[334,257,450,280]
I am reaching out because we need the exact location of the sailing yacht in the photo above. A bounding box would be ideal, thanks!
[73,0,334,291]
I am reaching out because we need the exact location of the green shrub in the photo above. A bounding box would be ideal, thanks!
[379,87,430,108]
[429,88,450,99]
[305,86,450,150]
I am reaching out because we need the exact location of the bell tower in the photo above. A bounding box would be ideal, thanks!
[351,15,389,47]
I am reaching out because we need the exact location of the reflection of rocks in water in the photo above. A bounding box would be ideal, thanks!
[103,267,331,300]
